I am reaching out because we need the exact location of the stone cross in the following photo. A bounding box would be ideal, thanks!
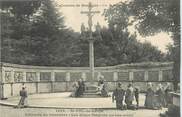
[81,2,100,82]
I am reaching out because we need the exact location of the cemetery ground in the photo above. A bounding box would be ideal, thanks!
[0,92,167,117]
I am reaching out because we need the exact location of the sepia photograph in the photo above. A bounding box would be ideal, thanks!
[0,0,180,117]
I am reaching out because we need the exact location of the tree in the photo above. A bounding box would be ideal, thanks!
[0,0,41,64]
[101,2,165,66]
[128,0,180,91]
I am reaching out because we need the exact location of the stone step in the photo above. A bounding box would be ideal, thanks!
[83,92,99,95]
[82,94,101,98]
[85,90,98,93]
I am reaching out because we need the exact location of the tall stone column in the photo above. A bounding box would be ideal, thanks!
[89,40,95,82]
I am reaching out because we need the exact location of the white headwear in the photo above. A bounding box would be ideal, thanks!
[147,82,152,88]
[158,83,163,89]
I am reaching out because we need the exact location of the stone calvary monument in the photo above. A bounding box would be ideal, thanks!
[0,2,176,99]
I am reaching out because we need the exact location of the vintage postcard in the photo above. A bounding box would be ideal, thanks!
[0,0,180,117]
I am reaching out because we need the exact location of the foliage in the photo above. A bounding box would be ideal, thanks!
[129,0,180,89]
[104,0,180,89]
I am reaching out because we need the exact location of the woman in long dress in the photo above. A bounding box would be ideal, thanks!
[70,81,78,97]
[165,83,172,106]
[156,84,166,108]
[145,83,158,109]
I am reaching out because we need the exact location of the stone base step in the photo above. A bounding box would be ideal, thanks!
[85,90,98,93]
[82,94,101,98]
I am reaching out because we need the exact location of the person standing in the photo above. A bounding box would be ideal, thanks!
[18,87,28,108]
[112,83,125,110]
[165,83,172,106]
[156,84,166,108]
[76,78,85,97]
[145,83,155,109]
[70,80,78,97]
[134,87,139,109]
[125,83,135,109]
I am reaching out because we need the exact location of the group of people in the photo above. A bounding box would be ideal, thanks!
[17,80,173,110]
[112,83,139,110]
[70,78,85,97]
[97,76,109,97]
[70,77,110,97]
[112,82,173,110]
[145,83,172,109]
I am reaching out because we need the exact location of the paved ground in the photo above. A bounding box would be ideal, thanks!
[2,92,145,108]
[0,92,167,117]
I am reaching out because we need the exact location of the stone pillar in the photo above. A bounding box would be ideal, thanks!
[51,71,55,92]
[81,72,86,81]
[10,70,14,83]
[113,72,118,81]
[1,69,5,99]
[1,69,5,83]
[10,70,14,96]
[129,71,134,81]
[66,72,70,82]
[113,72,118,87]
[66,72,70,91]
[51,71,55,82]
[159,70,163,81]
[36,72,40,93]
[144,71,148,81]
[36,72,40,82]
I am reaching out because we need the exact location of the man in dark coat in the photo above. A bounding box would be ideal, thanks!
[134,87,139,109]
[75,78,85,97]
[112,83,125,109]
[156,84,166,108]
[18,87,28,108]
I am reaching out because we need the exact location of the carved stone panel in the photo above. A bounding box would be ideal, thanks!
[133,71,145,81]
[70,72,82,81]
[101,72,114,81]
[55,72,66,81]
[162,70,173,81]
[118,72,129,81]
[4,71,11,83]
[14,71,24,82]
[40,72,51,81]
[86,72,98,81]
[148,71,159,81]
[26,72,37,82]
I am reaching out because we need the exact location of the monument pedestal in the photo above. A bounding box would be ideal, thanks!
[83,84,101,98]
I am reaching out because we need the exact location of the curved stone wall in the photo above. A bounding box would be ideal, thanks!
[0,62,174,99]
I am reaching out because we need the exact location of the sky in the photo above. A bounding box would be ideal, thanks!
[54,0,173,53]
